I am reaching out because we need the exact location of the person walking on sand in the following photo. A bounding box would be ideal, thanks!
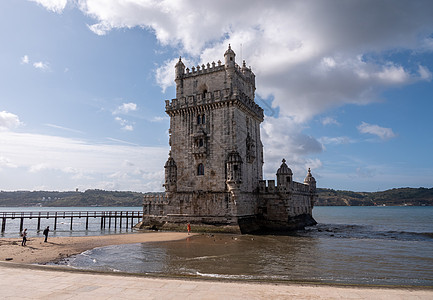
[187,223,191,235]
[21,228,27,246]
[43,226,50,242]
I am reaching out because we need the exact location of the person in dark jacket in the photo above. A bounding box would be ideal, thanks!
[43,226,50,242]
[21,228,27,246]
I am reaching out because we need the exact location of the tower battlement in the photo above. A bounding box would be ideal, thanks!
[164,88,264,120]
[177,60,255,85]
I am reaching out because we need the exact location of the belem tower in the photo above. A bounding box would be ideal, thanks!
[141,45,317,234]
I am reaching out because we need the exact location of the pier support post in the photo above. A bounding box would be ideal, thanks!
[108,212,112,229]
[126,212,129,229]
[1,218,5,232]
[54,212,57,230]
[86,212,89,230]
[19,218,24,233]
[114,212,117,228]
[100,212,104,229]
[120,212,123,229]
[37,213,41,231]
[70,216,73,230]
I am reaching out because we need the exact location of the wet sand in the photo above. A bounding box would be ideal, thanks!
[0,232,191,264]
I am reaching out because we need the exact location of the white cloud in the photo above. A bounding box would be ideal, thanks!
[321,117,340,126]
[319,136,352,145]
[21,55,29,64]
[29,163,50,173]
[113,102,137,115]
[155,57,183,93]
[0,111,22,131]
[122,125,133,131]
[106,137,138,146]
[45,123,84,134]
[375,63,410,84]
[33,61,50,71]
[418,65,433,80]
[357,122,396,140]
[30,0,67,13]
[0,156,17,170]
[261,116,323,179]
[151,116,168,122]
[114,116,134,131]
[0,131,168,191]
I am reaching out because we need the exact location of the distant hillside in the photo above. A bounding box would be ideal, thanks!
[0,189,152,207]
[316,187,433,206]
[0,187,432,207]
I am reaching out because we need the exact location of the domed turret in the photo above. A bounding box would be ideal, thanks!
[276,159,293,190]
[304,168,316,191]
[224,44,236,69]
[276,159,293,175]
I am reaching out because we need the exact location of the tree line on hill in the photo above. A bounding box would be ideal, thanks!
[0,187,432,207]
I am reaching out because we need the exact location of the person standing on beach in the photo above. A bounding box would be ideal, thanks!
[21,228,27,246]
[187,223,191,235]
[43,226,50,242]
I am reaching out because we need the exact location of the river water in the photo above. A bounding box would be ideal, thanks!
[49,206,433,287]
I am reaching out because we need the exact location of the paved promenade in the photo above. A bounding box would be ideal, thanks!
[0,263,431,299]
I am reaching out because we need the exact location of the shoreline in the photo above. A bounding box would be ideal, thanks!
[0,231,191,264]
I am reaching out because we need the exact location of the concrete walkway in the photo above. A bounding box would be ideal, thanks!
[0,263,431,299]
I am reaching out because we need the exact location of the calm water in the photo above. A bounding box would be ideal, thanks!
[58,206,433,287]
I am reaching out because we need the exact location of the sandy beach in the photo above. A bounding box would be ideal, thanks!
[0,232,191,264]
[0,232,432,299]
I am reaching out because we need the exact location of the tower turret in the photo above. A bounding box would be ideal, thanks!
[175,57,185,79]
[276,159,293,191]
[175,57,185,97]
[224,44,236,69]
[303,168,316,191]
[163,152,177,192]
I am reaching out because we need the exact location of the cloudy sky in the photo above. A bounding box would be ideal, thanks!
[1,0,432,192]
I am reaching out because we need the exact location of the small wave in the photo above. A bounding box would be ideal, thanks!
[186,255,222,261]
[80,249,94,257]
[195,271,254,280]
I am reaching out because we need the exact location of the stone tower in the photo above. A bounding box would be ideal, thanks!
[166,45,264,196]
[142,46,317,233]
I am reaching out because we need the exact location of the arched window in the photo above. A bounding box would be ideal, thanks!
[201,114,205,124]
[197,115,201,124]
[197,163,204,176]
[203,89,207,99]
[198,139,204,147]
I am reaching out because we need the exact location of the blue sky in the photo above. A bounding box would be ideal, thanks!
[1,0,432,192]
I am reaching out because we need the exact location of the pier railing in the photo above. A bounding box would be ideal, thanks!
[0,210,143,232]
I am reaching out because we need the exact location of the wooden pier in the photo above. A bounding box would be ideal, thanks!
[0,211,143,233]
